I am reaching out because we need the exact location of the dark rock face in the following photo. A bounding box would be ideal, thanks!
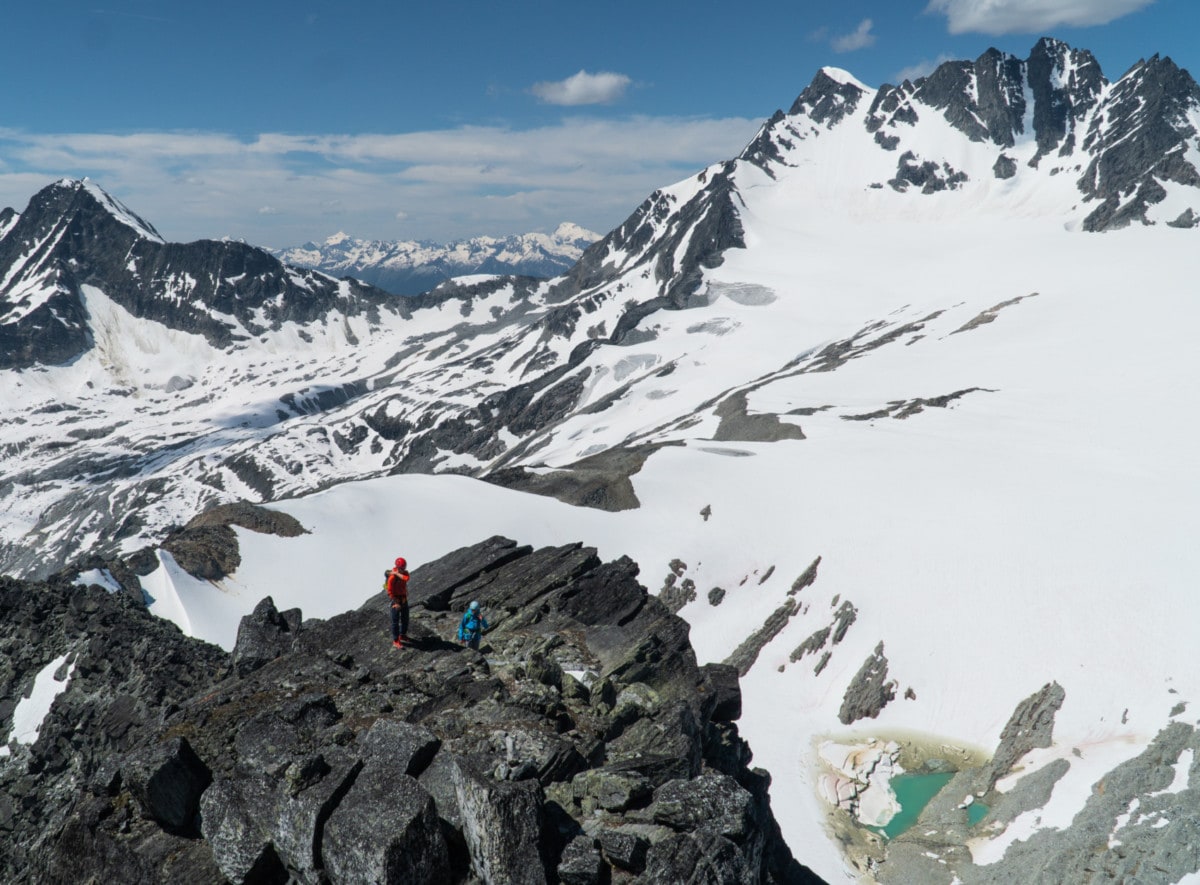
[1025,38,1106,162]
[1079,54,1200,229]
[913,51,1026,147]
[124,737,212,836]
[787,69,866,128]
[548,161,746,334]
[0,538,823,884]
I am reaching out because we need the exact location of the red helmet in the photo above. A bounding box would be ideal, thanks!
[395,557,407,570]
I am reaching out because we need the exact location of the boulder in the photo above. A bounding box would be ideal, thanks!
[322,761,450,885]
[639,831,748,884]
[701,662,742,722]
[231,596,302,677]
[124,737,211,836]
[453,760,548,885]
[646,774,755,843]
[270,750,362,880]
[557,834,604,885]
[200,775,287,884]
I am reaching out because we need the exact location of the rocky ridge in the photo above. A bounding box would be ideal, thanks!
[0,536,822,884]
[0,179,403,371]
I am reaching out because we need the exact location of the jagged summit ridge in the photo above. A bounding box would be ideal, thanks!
[748,36,1200,230]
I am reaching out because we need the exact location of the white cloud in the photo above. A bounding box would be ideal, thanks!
[832,19,876,53]
[0,116,757,247]
[531,70,632,106]
[926,0,1154,35]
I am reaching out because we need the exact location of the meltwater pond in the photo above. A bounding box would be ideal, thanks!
[873,771,990,839]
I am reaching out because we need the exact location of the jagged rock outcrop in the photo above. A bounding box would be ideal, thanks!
[0,538,822,884]
[163,502,308,582]
[0,574,228,881]
[837,642,895,725]
[984,680,1065,789]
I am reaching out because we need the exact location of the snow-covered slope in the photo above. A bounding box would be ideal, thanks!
[5,37,1200,884]
[272,222,600,295]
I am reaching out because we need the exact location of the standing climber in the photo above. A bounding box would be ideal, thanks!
[385,557,410,649]
[456,600,489,650]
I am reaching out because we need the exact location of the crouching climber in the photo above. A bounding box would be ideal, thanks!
[456,600,489,650]
[385,557,409,649]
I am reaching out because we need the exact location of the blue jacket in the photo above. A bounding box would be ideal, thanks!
[457,609,488,640]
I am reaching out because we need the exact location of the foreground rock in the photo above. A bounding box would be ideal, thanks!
[0,538,823,884]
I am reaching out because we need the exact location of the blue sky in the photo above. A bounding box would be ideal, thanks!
[1,0,1194,246]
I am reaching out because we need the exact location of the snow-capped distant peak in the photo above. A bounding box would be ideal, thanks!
[273,223,601,295]
[819,66,872,92]
[551,221,601,242]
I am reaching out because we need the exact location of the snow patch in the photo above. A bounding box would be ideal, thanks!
[5,653,76,750]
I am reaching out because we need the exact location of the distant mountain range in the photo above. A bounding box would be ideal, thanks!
[272,223,600,295]
[3,36,1200,885]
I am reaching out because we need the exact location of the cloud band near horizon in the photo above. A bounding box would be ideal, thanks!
[0,116,756,247]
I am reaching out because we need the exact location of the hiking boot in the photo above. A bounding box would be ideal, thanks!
[392,639,403,649]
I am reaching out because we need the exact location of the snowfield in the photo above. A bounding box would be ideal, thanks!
[139,210,1200,881]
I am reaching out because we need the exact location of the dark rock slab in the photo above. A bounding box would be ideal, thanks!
[124,736,211,836]
[322,761,450,885]
[453,760,548,885]
[838,642,896,725]
[200,775,285,884]
[985,681,1065,789]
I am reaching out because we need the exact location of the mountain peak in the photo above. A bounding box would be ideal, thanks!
[43,177,165,243]
[818,66,872,92]
[789,66,871,126]
[550,221,599,242]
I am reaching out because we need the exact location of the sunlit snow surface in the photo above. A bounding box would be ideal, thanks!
[1,653,75,756]
[128,208,1200,880]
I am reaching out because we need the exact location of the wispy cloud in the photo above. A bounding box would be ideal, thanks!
[894,53,957,83]
[531,70,632,106]
[832,19,876,53]
[0,117,757,246]
[925,0,1154,35]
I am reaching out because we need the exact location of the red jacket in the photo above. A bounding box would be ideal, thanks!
[386,569,409,603]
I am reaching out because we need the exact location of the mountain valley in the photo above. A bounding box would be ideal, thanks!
[2,37,1200,884]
